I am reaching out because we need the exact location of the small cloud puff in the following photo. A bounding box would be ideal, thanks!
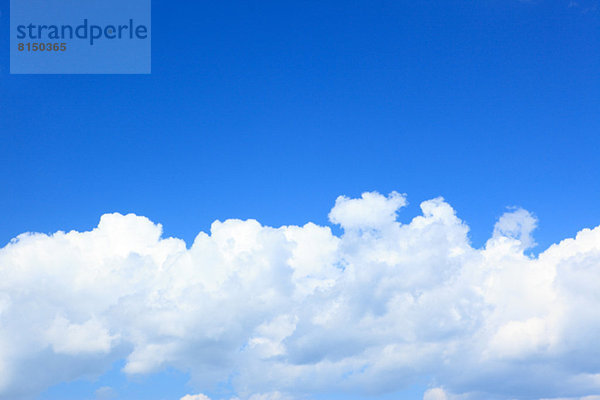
[328,191,406,229]
[492,207,538,249]
[94,386,116,400]
[180,394,212,400]
[423,388,449,400]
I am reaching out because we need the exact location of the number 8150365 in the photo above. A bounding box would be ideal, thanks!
[18,43,67,51]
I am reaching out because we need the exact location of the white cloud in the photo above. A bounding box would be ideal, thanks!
[328,191,406,230]
[423,388,449,400]
[46,315,116,355]
[180,394,211,400]
[0,191,600,400]
[247,392,294,400]
[492,207,538,250]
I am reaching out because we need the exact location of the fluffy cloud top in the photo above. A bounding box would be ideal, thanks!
[1,192,600,400]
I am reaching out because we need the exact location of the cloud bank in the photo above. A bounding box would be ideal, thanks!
[1,191,600,400]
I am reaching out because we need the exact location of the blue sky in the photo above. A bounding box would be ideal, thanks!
[1,1,600,400]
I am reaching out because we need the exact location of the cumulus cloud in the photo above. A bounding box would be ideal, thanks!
[1,192,600,400]
[328,191,406,230]
[492,207,537,250]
